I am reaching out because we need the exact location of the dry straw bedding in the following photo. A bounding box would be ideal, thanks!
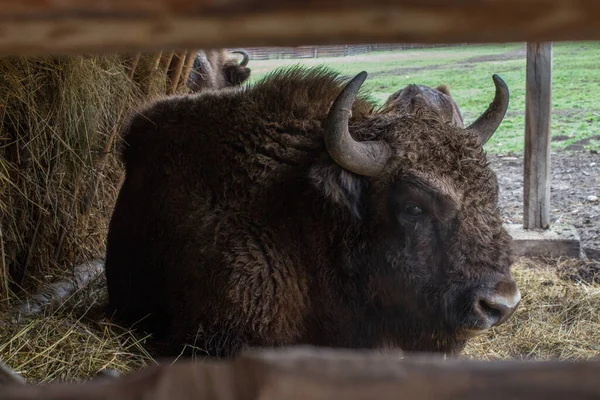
[0,53,167,382]
[0,257,599,383]
[0,54,165,301]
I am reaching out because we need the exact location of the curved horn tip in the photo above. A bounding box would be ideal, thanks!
[231,49,250,66]
[465,73,510,146]
[337,71,368,103]
[328,71,369,115]
[491,74,510,111]
[492,74,508,91]
[353,71,368,85]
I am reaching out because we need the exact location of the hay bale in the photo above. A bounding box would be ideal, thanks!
[0,54,166,300]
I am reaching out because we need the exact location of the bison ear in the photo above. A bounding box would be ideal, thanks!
[436,85,451,96]
[309,163,367,219]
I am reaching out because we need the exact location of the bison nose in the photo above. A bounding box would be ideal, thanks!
[473,281,520,329]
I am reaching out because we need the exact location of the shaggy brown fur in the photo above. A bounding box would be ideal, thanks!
[383,83,464,127]
[105,66,517,358]
[186,49,251,93]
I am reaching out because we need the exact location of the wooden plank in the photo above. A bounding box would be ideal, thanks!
[2,347,600,400]
[0,1,598,55]
[524,42,553,230]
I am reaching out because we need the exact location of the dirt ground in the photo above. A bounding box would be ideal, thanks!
[488,148,600,257]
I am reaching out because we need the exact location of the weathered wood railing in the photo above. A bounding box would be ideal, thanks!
[0,0,598,55]
[2,347,600,400]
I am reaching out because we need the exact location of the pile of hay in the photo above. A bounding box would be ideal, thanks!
[0,274,155,383]
[464,257,600,360]
[0,52,184,383]
[0,54,166,299]
[1,257,599,383]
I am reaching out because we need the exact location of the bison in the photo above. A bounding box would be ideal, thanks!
[383,82,465,127]
[186,49,251,93]
[105,66,520,359]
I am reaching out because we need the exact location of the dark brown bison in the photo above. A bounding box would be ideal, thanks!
[186,49,251,93]
[105,66,519,359]
[383,82,465,127]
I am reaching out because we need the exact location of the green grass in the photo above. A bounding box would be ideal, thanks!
[248,42,600,154]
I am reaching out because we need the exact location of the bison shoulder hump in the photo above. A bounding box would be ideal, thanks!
[119,97,185,167]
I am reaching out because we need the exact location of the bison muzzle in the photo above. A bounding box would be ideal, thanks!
[105,66,520,358]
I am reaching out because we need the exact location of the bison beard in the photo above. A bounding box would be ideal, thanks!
[105,66,519,359]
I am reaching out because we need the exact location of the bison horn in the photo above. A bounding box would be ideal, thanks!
[231,50,250,66]
[325,71,391,177]
[467,74,510,146]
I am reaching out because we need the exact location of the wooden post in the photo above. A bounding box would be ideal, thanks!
[128,53,141,79]
[152,51,163,70]
[523,42,553,230]
[160,51,175,75]
[180,49,198,88]
[167,50,188,94]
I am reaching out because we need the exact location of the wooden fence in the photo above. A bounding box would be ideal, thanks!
[242,44,466,60]
[0,0,597,55]
[2,347,600,400]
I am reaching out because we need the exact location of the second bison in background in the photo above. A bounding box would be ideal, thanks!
[383,83,465,127]
[105,66,520,359]
[383,76,507,143]
[186,49,251,92]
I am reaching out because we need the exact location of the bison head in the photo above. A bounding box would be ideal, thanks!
[383,83,465,127]
[316,72,518,354]
[223,50,252,86]
[187,49,252,93]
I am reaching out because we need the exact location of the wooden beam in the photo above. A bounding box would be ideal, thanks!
[524,42,553,230]
[10,259,105,323]
[0,359,25,385]
[0,1,598,55]
[3,347,600,399]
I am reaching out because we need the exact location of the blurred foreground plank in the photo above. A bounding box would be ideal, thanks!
[0,0,599,55]
[2,346,600,399]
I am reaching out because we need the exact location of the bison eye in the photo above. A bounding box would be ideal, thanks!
[405,205,424,216]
